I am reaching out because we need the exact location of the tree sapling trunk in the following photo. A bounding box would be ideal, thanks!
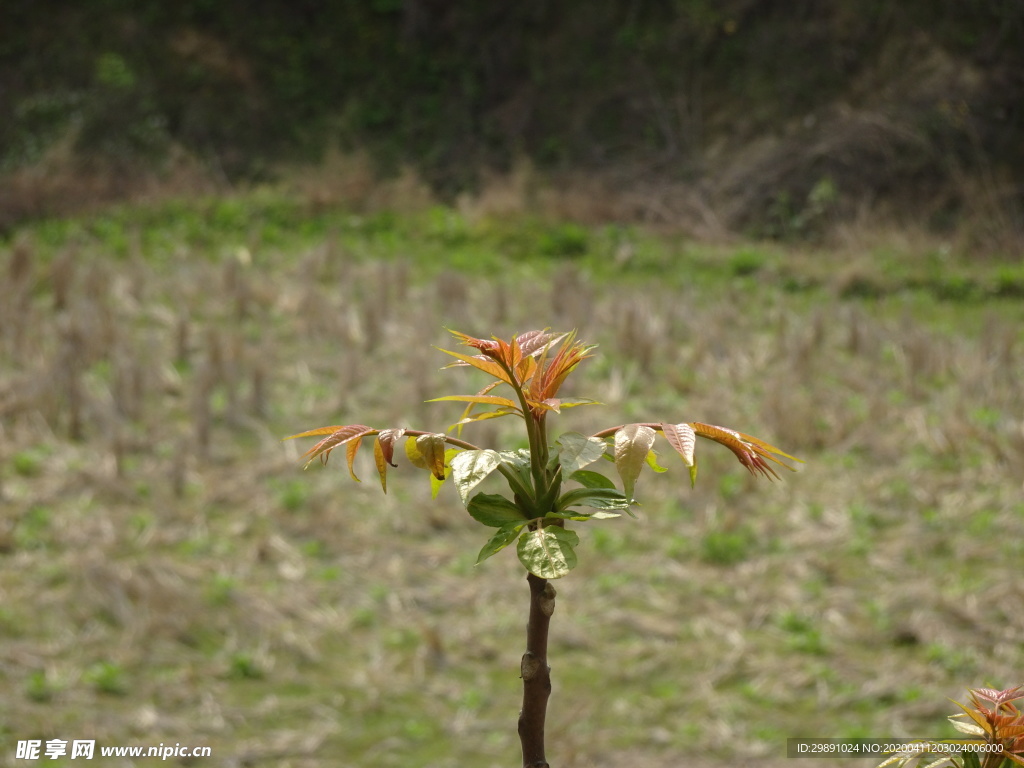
[519,572,556,768]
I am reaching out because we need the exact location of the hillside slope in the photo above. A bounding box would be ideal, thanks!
[1,1,1021,239]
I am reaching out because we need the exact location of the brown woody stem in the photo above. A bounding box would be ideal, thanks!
[519,572,556,768]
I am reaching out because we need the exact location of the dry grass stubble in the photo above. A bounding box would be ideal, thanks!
[1,232,1022,766]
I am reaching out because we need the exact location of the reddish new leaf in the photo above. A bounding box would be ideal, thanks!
[526,333,594,407]
[374,428,406,493]
[729,430,803,465]
[971,686,1024,708]
[442,329,567,385]
[376,428,405,467]
[515,330,567,357]
[691,422,798,480]
[446,330,519,369]
[285,424,376,469]
[660,422,696,468]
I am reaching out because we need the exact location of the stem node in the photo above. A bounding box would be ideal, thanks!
[521,651,543,681]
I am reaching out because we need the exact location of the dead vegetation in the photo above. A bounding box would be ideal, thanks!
[0,211,1022,766]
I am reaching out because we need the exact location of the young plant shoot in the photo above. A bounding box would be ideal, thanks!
[287,329,800,768]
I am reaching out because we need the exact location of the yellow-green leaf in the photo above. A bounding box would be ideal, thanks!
[284,425,347,440]
[429,448,460,499]
[428,394,520,410]
[447,409,518,431]
[406,434,448,481]
[434,347,513,385]
[373,438,388,492]
[405,435,429,470]
[645,449,667,473]
[415,433,448,481]
[346,436,363,482]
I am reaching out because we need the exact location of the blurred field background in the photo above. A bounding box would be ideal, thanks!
[2,193,1023,767]
[2,2,1024,767]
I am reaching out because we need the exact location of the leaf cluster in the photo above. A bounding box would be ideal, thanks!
[286,329,799,579]
[878,685,1024,768]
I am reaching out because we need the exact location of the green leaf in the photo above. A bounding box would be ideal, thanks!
[498,449,532,472]
[517,526,579,579]
[476,523,526,564]
[569,469,617,489]
[556,432,608,475]
[548,397,600,410]
[450,449,501,506]
[614,424,656,501]
[529,397,600,414]
[467,493,528,528]
[546,511,592,521]
[497,449,535,502]
[555,486,629,512]
[548,509,622,521]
